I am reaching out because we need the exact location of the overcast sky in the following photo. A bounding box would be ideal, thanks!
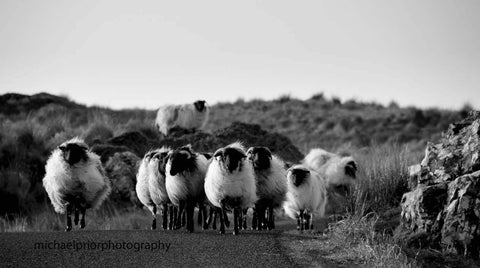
[0,0,479,110]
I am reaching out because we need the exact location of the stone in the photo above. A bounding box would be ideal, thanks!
[399,111,480,257]
[104,151,141,206]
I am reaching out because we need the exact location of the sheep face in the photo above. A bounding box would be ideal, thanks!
[153,151,170,176]
[59,143,88,165]
[214,147,247,173]
[344,160,357,179]
[167,146,197,176]
[193,100,207,112]
[288,167,310,187]
[247,146,272,170]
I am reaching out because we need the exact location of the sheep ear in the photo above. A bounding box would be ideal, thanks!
[264,147,272,159]
[214,149,223,158]
[246,147,253,155]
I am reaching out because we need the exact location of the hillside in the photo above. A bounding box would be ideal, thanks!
[0,92,465,151]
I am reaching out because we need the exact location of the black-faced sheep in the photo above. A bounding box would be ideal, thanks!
[204,142,257,235]
[165,145,210,232]
[135,149,160,229]
[155,100,209,136]
[43,137,111,231]
[283,165,327,231]
[302,148,357,194]
[246,146,287,230]
[148,147,174,230]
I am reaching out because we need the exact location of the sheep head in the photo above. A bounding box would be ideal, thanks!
[153,150,170,176]
[58,142,88,166]
[193,100,207,112]
[247,146,272,170]
[214,146,247,174]
[167,145,197,176]
[287,166,311,187]
[344,159,357,179]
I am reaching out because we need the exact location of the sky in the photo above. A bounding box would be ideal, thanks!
[0,0,479,110]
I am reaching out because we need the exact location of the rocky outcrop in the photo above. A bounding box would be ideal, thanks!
[96,122,303,208]
[95,122,304,164]
[104,151,141,206]
[399,111,480,257]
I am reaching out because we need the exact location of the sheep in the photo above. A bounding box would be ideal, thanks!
[246,146,287,230]
[165,145,210,232]
[149,147,176,230]
[135,149,160,229]
[155,100,209,136]
[43,137,111,231]
[204,142,257,235]
[283,164,327,231]
[302,148,358,194]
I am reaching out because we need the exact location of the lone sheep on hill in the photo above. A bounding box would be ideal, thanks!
[155,100,209,136]
[43,137,111,231]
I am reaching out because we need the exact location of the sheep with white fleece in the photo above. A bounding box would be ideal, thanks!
[165,145,210,232]
[283,164,327,230]
[204,142,257,235]
[302,148,357,193]
[155,100,209,136]
[43,137,111,231]
[148,147,175,230]
[136,149,159,229]
[246,146,287,230]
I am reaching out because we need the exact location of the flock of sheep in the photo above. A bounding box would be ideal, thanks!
[42,100,357,234]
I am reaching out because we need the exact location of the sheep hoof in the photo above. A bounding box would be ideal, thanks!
[233,230,239,235]
[80,220,85,229]
[65,226,72,232]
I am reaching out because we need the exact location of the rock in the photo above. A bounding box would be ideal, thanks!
[213,122,304,163]
[104,151,141,206]
[399,111,480,258]
[99,122,304,163]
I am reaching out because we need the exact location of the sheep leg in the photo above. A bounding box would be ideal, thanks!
[176,202,185,230]
[233,207,240,235]
[168,205,173,230]
[267,206,275,230]
[65,204,73,232]
[299,210,305,231]
[151,205,157,230]
[241,208,248,230]
[252,206,258,230]
[206,206,214,229]
[212,209,218,230]
[80,207,86,229]
[309,213,314,230]
[181,209,186,227]
[162,204,168,230]
[223,210,230,228]
[186,202,194,233]
[257,205,266,230]
[200,205,208,230]
[219,202,226,235]
[74,205,79,226]
[304,212,310,230]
